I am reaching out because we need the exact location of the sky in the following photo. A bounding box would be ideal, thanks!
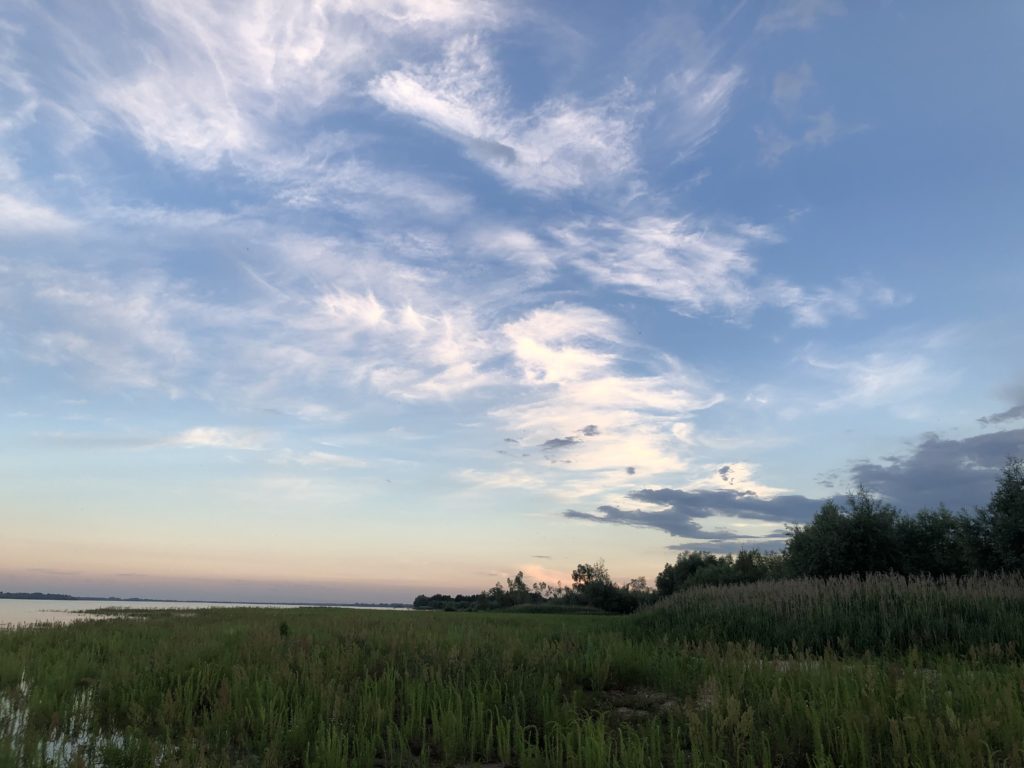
[1,0,1022,603]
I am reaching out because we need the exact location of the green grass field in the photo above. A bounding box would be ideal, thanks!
[2,575,1023,767]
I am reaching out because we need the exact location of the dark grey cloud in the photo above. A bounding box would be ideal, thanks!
[816,470,839,489]
[625,466,636,475]
[564,486,821,541]
[531,554,551,559]
[541,426,601,450]
[629,488,823,523]
[979,405,1024,425]
[562,427,1024,546]
[565,506,745,540]
[503,437,520,444]
[541,436,580,450]
[849,428,1024,512]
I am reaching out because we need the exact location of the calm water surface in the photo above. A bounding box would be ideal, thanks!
[0,598,398,628]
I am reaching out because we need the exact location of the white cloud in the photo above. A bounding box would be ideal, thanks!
[762,278,899,327]
[262,141,471,219]
[234,236,509,402]
[757,111,842,166]
[757,0,845,33]
[34,273,192,362]
[12,0,490,226]
[171,426,265,450]
[0,193,77,234]
[555,214,897,327]
[684,462,792,498]
[293,404,349,424]
[371,36,640,194]
[82,0,503,170]
[803,111,838,145]
[30,331,170,391]
[469,226,558,284]
[806,352,935,412]
[491,304,722,486]
[299,450,367,468]
[672,422,695,443]
[662,65,744,159]
[772,63,813,110]
[503,305,620,385]
[553,216,761,317]
[0,22,39,136]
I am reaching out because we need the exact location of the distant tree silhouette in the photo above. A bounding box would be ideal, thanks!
[982,457,1024,570]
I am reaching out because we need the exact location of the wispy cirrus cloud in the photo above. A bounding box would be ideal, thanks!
[660,65,744,160]
[806,350,936,413]
[626,11,745,161]
[8,0,497,232]
[68,0,505,170]
[762,277,899,327]
[0,193,77,234]
[255,135,472,220]
[757,0,845,33]
[171,427,266,451]
[13,266,199,392]
[371,35,641,194]
[553,215,897,325]
[771,63,813,111]
[31,426,267,451]
[554,216,760,316]
[758,111,854,166]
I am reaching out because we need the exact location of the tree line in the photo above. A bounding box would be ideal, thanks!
[415,457,1024,613]
[412,561,655,614]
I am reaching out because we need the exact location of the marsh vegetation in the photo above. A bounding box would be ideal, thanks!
[2,573,1024,767]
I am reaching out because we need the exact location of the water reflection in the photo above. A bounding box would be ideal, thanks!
[0,598,406,628]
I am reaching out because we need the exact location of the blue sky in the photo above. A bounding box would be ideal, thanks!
[1,0,1022,602]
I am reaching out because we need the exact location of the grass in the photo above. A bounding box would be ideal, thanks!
[0,576,1022,766]
[633,572,1024,656]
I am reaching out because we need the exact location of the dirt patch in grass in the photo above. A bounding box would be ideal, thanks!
[595,687,681,723]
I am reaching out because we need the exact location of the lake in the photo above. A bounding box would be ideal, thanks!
[0,598,405,628]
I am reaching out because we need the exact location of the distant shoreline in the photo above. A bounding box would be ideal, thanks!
[0,592,411,609]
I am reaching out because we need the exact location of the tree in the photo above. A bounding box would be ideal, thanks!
[505,571,534,605]
[786,490,902,577]
[655,551,722,595]
[984,457,1024,570]
[571,561,611,589]
[895,506,976,576]
[569,560,639,613]
[625,576,649,593]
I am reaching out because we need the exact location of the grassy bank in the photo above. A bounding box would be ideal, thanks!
[1,582,1023,767]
